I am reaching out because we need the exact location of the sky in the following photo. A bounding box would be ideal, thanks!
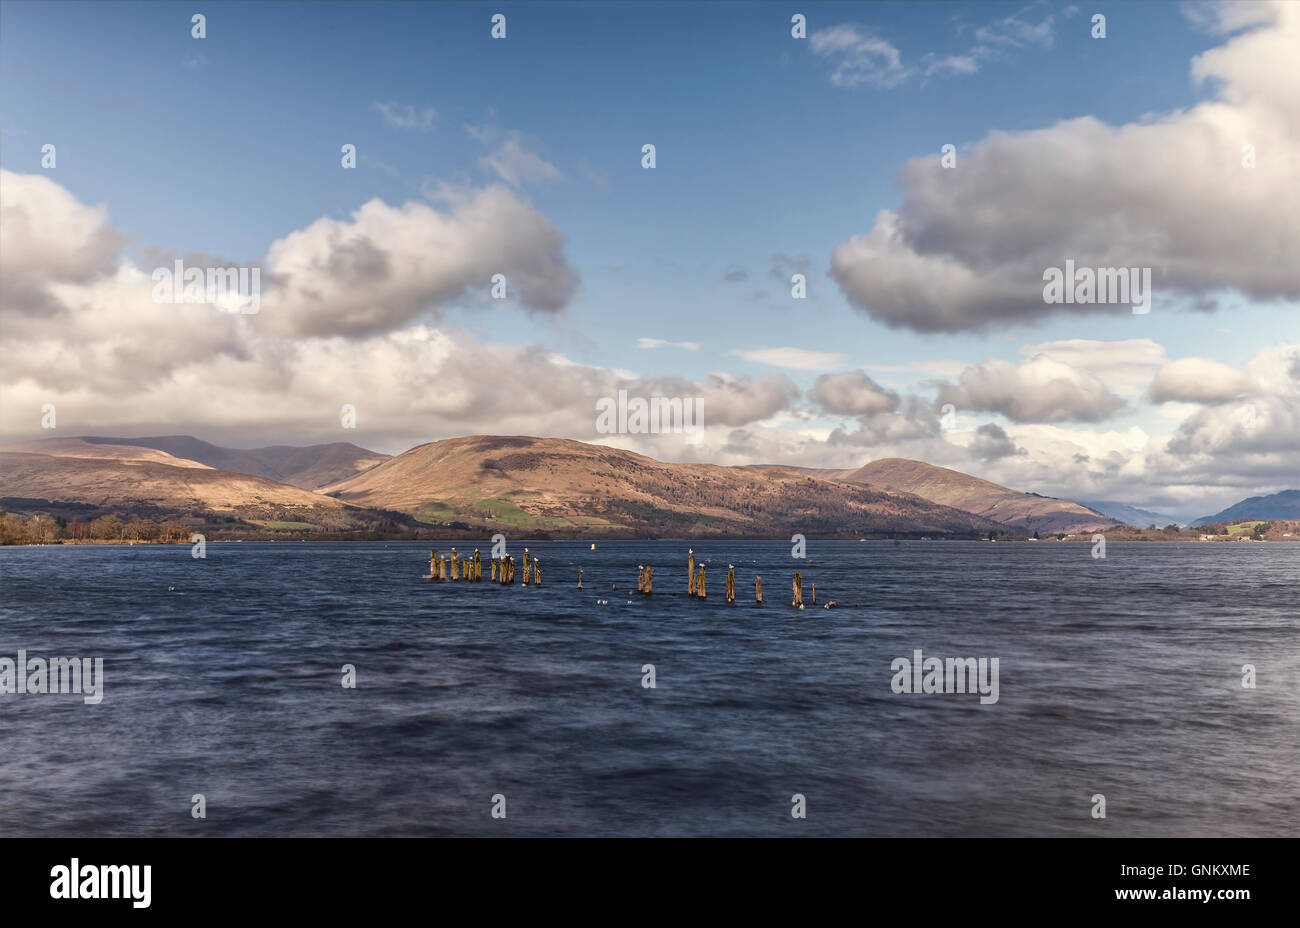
[0,0,1297,519]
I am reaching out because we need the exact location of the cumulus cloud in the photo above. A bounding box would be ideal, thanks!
[0,171,125,313]
[934,355,1126,423]
[810,370,899,416]
[1018,338,1167,395]
[257,186,579,337]
[829,1,1300,332]
[967,422,1025,461]
[1148,357,1257,404]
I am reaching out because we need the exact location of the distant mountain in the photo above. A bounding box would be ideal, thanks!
[1078,500,1185,529]
[323,435,1004,537]
[1192,490,1300,526]
[77,435,390,489]
[830,458,1117,534]
[0,441,367,529]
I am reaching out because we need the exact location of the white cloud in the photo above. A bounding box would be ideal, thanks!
[1019,338,1167,395]
[810,370,899,416]
[480,135,563,187]
[258,186,579,337]
[1149,357,1257,404]
[730,347,848,370]
[374,101,437,130]
[637,338,700,351]
[809,25,912,88]
[934,355,1126,423]
[830,2,1300,331]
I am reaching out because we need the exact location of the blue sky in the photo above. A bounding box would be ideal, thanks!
[1,1,1297,516]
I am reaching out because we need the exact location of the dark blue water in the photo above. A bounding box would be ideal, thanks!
[1,540,1296,836]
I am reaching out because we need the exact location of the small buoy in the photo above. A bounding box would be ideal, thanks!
[590,543,595,550]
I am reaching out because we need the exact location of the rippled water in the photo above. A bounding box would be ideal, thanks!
[1,540,1296,836]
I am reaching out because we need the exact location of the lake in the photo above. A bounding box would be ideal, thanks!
[1,540,1296,836]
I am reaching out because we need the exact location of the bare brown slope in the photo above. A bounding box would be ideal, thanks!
[323,435,1004,537]
[77,435,391,489]
[0,437,213,469]
[836,458,1117,534]
[0,450,364,528]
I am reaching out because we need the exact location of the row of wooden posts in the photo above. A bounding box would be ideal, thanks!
[429,547,542,585]
[429,546,818,607]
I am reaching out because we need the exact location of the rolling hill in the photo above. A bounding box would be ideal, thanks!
[77,435,390,489]
[1076,500,1184,529]
[831,458,1118,534]
[0,440,376,530]
[1192,490,1300,526]
[323,435,1004,537]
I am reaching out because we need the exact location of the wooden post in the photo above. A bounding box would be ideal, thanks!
[792,572,803,608]
[450,548,459,581]
[697,565,706,599]
[533,559,541,586]
[726,565,735,603]
[430,550,437,580]
[756,575,763,604]
[637,566,645,594]
[474,549,482,582]
[810,582,816,606]
[688,549,696,597]
[442,557,450,581]
[509,557,515,584]
[578,567,583,590]
[644,566,653,595]
[522,549,531,583]
[491,559,498,582]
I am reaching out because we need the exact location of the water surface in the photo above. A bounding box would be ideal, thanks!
[1,540,1296,836]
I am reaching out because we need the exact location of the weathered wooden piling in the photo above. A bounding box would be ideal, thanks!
[450,548,460,581]
[644,566,653,595]
[508,557,515,584]
[688,549,696,597]
[534,559,541,586]
[792,572,803,608]
[755,575,763,604]
[474,549,482,582]
[637,566,645,594]
[522,548,531,583]
[578,567,583,590]
[491,559,498,582]
[430,550,438,579]
[696,565,706,599]
[442,557,450,581]
[726,565,735,603]
[810,582,816,606]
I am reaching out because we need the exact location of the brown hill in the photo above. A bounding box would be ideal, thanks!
[323,435,1003,537]
[834,458,1117,534]
[76,435,390,489]
[0,446,367,530]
